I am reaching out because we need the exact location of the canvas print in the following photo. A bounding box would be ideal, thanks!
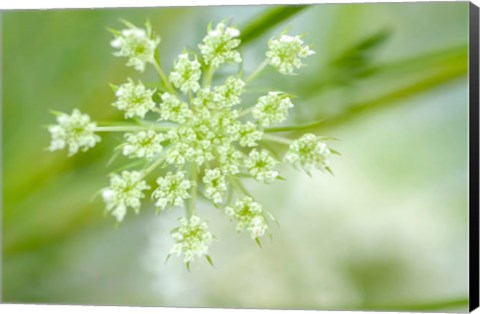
[2,2,477,312]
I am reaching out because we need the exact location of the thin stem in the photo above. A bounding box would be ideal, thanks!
[229,176,252,198]
[245,59,269,84]
[238,107,254,117]
[203,65,214,87]
[185,165,198,219]
[264,119,325,133]
[95,126,148,132]
[262,134,293,145]
[152,60,176,95]
[143,154,167,178]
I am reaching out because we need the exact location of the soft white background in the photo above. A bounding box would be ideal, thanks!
[0,0,478,314]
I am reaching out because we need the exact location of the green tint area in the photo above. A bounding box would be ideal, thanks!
[2,3,470,311]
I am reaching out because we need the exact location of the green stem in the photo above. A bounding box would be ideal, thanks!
[229,176,252,197]
[262,134,293,145]
[264,119,325,133]
[152,59,176,95]
[95,126,148,132]
[186,165,198,218]
[245,59,269,84]
[203,65,214,87]
[143,154,167,178]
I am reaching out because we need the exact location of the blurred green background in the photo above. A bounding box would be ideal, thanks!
[2,3,470,311]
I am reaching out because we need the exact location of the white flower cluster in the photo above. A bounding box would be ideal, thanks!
[110,21,160,72]
[48,109,100,156]
[123,130,164,160]
[285,133,331,174]
[226,197,268,240]
[153,172,191,210]
[199,22,241,68]
[101,171,150,222]
[112,79,156,119]
[170,215,214,263]
[245,149,279,183]
[169,53,202,94]
[47,20,336,268]
[253,92,294,127]
[266,34,315,75]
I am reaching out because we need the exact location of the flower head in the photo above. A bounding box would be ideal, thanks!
[285,133,331,173]
[153,172,191,210]
[199,22,241,68]
[102,171,150,222]
[169,53,202,94]
[113,79,156,119]
[110,22,160,72]
[203,168,227,204]
[252,92,294,127]
[213,76,245,107]
[226,197,268,239]
[236,122,263,147]
[123,130,164,160]
[245,149,279,183]
[266,34,315,75]
[170,215,214,263]
[48,109,100,156]
[159,93,192,123]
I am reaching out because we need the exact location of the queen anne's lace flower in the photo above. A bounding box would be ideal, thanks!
[101,171,150,222]
[245,149,279,183]
[159,93,192,123]
[169,53,202,94]
[203,168,227,204]
[48,109,101,156]
[153,172,191,210]
[47,18,338,267]
[199,22,241,68]
[285,133,331,173]
[113,79,156,119]
[111,22,160,72]
[123,130,164,160]
[170,215,214,263]
[252,92,294,127]
[266,34,315,75]
[226,197,268,239]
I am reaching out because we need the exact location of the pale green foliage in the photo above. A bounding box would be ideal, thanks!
[170,215,214,263]
[48,109,100,156]
[226,197,268,240]
[102,171,150,222]
[113,79,156,119]
[199,22,242,68]
[47,18,336,267]
[266,34,315,75]
[285,133,331,174]
[110,21,160,72]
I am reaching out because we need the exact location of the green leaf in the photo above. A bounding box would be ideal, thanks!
[240,5,309,46]
[185,261,191,272]
[164,254,172,265]
[255,237,262,248]
[205,255,215,268]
